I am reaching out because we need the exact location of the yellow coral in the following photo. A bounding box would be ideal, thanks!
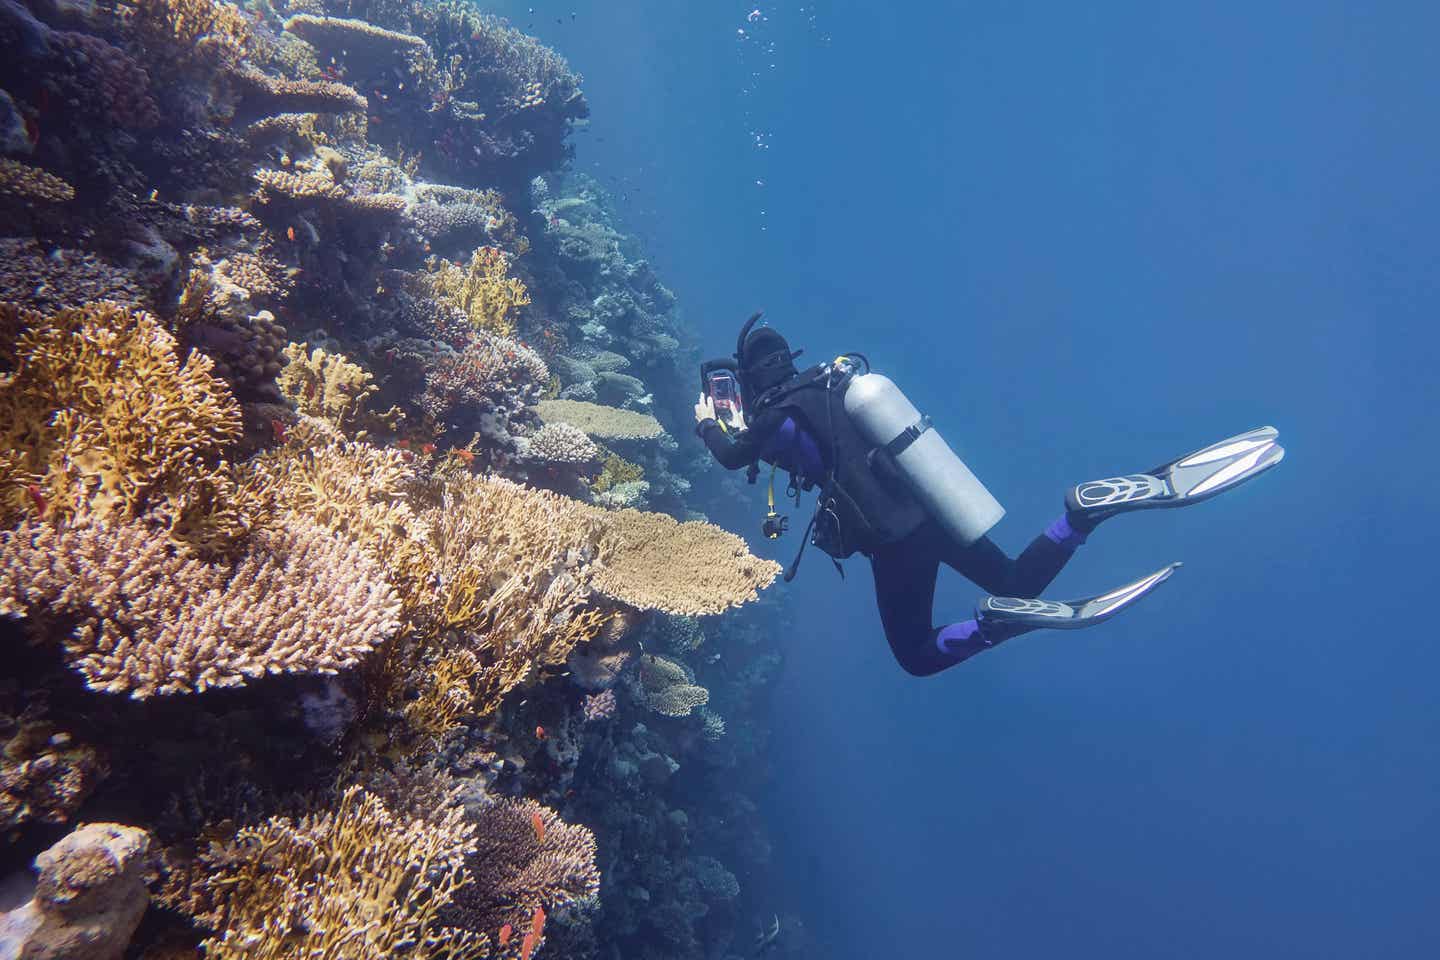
[0,302,252,549]
[589,508,782,616]
[590,450,644,493]
[177,786,487,959]
[0,159,75,203]
[429,246,531,338]
[277,342,379,433]
[534,398,663,441]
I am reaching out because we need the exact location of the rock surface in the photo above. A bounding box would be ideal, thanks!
[0,822,150,960]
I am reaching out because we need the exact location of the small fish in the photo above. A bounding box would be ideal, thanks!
[396,438,410,449]
[535,725,546,740]
[498,924,513,946]
[530,810,545,843]
[286,226,296,242]
[25,484,46,517]
[270,418,287,442]
[453,448,475,464]
[421,443,436,455]
[519,907,546,960]
[369,115,383,124]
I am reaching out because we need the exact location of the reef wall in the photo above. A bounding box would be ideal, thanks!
[0,1,798,957]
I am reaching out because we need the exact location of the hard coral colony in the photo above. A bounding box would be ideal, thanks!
[0,0,782,957]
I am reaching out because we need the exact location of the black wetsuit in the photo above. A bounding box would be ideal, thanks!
[698,412,1082,676]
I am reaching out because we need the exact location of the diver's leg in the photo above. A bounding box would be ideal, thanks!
[870,524,956,676]
[928,524,1086,659]
[944,522,1086,599]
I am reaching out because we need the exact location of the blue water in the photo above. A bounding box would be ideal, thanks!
[500,2,1438,955]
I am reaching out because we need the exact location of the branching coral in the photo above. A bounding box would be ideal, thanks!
[590,450,644,493]
[420,332,549,429]
[0,508,401,698]
[0,241,143,311]
[443,798,600,938]
[517,421,601,468]
[0,302,254,548]
[428,247,531,338]
[1,706,108,843]
[177,785,487,959]
[277,342,392,437]
[637,654,709,718]
[0,158,75,203]
[534,399,663,442]
[589,509,782,616]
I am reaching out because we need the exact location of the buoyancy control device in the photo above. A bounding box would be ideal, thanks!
[754,353,1005,580]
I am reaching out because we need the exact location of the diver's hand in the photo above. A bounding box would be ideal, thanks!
[727,406,748,432]
[695,393,717,425]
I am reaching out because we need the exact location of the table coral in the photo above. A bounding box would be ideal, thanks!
[589,509,782,616]
[534,398,664,442]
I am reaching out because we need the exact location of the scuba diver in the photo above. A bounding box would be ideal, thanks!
[695,314,1284,676]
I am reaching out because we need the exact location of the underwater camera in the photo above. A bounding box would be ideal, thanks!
[699,358,745,423]
[762,511,789,540]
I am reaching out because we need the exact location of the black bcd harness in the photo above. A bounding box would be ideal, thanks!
[746,356,927,582]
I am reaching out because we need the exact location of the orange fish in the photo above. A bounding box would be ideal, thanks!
[421,443,436,455]
[530,810,545,843]
[453,449,475,464]
[535,725,546,740]
[519,907,545,960]
[396,439,410,449]
[498,923,512,946]
[286,226,296,242]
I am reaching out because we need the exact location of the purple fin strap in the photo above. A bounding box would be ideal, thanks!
[1044,514,1087,548]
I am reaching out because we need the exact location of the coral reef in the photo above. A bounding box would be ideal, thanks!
[0,2,798,956]
[0,302,251,548]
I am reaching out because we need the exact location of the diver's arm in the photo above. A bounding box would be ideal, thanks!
[694,393,775,470]
[697,418,766,470]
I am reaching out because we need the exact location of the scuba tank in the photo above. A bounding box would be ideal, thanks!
[842,368,1005,546]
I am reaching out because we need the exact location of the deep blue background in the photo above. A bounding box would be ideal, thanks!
[492,2,1438,955]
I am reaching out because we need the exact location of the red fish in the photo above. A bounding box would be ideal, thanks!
[453,449,475,465]
[286,226,296,242]
[421,443,436,455]
[25,484,46,517]
[535,725,546,740]
[498,923,513,946]
[396,439,410,449]
[530,810,545,844]
[270,418,287,442]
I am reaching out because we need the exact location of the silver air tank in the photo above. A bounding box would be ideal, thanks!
[843,371,1005,545]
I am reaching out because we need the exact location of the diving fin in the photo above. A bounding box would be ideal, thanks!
[1066,425,1284,526]
[976,562,1181,643]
